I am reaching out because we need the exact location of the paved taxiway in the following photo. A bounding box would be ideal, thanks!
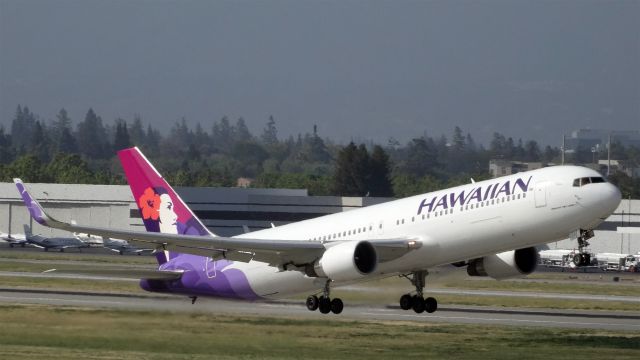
[0,288,638,331]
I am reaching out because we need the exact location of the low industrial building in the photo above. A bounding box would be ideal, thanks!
[0,182,638,254]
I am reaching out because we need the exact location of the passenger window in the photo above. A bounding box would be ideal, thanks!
[517,194,521,199]
[401,219,405,224]
[523,193,526,198]
[422,214,425,220]
[412,217,415,222]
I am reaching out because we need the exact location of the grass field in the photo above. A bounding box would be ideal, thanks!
[0,250,639,359]
[0,304,638,360]
[1,250,639,312]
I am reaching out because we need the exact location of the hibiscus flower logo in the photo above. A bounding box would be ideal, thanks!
[138,187,160,220]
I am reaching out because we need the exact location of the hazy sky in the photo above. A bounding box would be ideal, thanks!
[1,0,638,146]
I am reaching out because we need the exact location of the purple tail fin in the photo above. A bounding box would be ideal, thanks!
[118,147,214,264]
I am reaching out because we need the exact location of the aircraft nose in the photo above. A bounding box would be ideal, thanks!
[602,182,622,214]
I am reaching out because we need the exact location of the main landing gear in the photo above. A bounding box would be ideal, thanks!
[573,229,594,267]
[306,281,343,314]
[399,270,438,314]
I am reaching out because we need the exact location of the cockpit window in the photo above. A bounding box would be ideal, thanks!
[572,177,605,187]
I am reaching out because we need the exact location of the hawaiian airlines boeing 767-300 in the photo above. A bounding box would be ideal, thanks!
[14,147,621,314]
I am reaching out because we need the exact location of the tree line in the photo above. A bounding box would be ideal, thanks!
[1,105,638,198]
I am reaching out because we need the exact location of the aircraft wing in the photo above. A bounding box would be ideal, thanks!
[15,179,420,267]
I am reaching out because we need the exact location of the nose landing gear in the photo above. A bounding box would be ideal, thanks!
[574,229,594,267]
[399,270,438,314]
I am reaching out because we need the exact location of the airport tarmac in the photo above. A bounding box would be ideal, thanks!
[0,288,638,331]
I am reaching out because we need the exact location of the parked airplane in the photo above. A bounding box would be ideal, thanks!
[14,147,621,315]
[0,230,28,247]
[100,236,153,255]
[72,230,152,255]
[20,225,88,252]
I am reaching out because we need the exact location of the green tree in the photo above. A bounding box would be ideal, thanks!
[11,105,37,152]
[392,174,442,197]
[261,115,278,145]
[30,121,51,162]
[129,115,146,147]
[332,142,371,196]
[3,154,47,182]
[404,137,439,177]
[77,108,110,159]
[0,126,14,164]
[51,108,78,154]
[46,153,95,183]
[368,145,393,197]
[113,120,131,151]
[234,117,252,143]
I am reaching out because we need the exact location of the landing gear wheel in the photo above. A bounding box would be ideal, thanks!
[330,298,343,314]
[399,294,413,310]
[581,253,591,266]
[425,297,438,313]
[306,295,319,311]
[318,296,331,314]
[573,254,582,266]
[412,296,425,313]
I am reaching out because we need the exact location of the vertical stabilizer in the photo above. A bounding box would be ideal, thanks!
[118,147,214,264]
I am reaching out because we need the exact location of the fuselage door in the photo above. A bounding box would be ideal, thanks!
[534,182,548,208]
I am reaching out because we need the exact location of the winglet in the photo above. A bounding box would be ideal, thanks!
[14,178,52,226]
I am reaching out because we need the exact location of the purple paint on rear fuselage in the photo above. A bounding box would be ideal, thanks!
[144,254,260,300]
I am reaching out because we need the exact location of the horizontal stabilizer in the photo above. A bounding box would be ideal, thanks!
[43,268,184,281]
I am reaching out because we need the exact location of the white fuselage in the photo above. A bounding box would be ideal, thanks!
[223,166,621,298]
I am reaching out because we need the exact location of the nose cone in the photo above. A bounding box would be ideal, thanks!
[602,183,622,216]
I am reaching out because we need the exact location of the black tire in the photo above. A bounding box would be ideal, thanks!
[306,295,319,311]
[330,298,344,314]
[318,296,331,314]
[573,254,582,266]
[412,296,425,314]
[399,294,413,310]
[425,297,438,313]
[582,253,591,266]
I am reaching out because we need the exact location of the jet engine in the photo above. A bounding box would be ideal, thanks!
[466,247,538,280]
[307,241,377,281]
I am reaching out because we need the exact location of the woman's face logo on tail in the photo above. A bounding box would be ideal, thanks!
[139,187,178,234]
[158,193,178,234]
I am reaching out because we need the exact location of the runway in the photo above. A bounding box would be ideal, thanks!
[0,288,638,331]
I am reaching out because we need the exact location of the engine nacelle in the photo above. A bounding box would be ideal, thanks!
[467,247,538,280]
[309,241,377,281]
